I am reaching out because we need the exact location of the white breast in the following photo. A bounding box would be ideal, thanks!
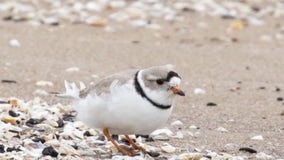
[73,82,173,135]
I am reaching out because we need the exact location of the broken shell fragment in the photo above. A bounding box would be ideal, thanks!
[3,116,18,125]
[9,99,18,106]
[161,143,176,153]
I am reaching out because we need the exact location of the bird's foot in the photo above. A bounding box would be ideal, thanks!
[118,145,138,156]
[124,135,146,153]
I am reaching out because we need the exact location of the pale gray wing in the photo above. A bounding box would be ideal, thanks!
[79,69,138,98]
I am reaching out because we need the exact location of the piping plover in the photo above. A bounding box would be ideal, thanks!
[59,64,185,156]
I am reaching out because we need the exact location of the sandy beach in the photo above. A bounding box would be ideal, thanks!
[0,0,284,159]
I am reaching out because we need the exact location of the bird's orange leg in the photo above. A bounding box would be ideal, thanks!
[103,128,136,156]
[124,135,146,153]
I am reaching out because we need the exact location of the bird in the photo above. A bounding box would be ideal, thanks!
[58,64,185,156]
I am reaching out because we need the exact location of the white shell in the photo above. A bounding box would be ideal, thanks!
[170,120,183,126]
[9,39,21,47]
[161,143,176,153]
[251,135,264,140]
[216,127,229,132]
[255,152,274,160]
[193,88,206,95]
[36,81,54,87]
[65,67,80,72]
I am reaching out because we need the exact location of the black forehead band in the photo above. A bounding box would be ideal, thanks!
[166,71,180,81]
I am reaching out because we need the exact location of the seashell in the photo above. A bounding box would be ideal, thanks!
[109,11,129,22]
[255,152,274,160]
[126,7,147,19]
[89,18,107,27]
[65,67,80,72]
[2,116,18,125]
[58,144,79,156]
[129,19,148,27]
[251,135,264,140]
[9,39,21,47]
[230,20,247,30]
[151,128,173,137]
[189,125,198,129]
[174,2,191,10]
[176,153,203,160]
[33,89,49,96]
[42,17,59,26]
[45,119,59,128]
[193,88,206,95]
[36,81,54,87]
[86,2,103,12]
[151,128,173,141]
[86,16,107,27]
[44,139,60,147]
[259,35,272,42]
[147,23,161,30]
[109,1,126,9]
[161,143,176,153]
[172,131,184,139]
[171,120,183,126]
[9,99,18,107]
[216,127,229,132]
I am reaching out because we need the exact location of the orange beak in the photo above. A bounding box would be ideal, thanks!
[171,86,185,96]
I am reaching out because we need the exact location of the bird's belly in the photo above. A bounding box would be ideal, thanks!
[75,89,172,135]
[107,100,172,135]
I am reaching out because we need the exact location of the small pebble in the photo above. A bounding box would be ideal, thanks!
[71,144,78,150]
[83,131,93,137]
[56,119,64,128]
[26,118,45,127]
[1,80,17,84]
[207,102,217,107]
[32,137,46,144]
[8,110,19,117]
[258,86,266,90]
[239,147,257,153]
[6,147,21,152]
[147,151,160,157]
[276,97,283,101]
[62,114,75,122]
[145,137,154,142]
[0,144,5,153]
[42,146,58,157]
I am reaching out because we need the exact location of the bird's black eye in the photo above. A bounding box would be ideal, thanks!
[156,79,164,85]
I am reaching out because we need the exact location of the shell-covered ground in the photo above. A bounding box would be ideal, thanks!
[0,0,284,159]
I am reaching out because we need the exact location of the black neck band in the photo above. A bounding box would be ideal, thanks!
[134,71,171,110]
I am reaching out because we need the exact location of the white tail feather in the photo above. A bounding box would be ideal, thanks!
[56,80,85,99]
